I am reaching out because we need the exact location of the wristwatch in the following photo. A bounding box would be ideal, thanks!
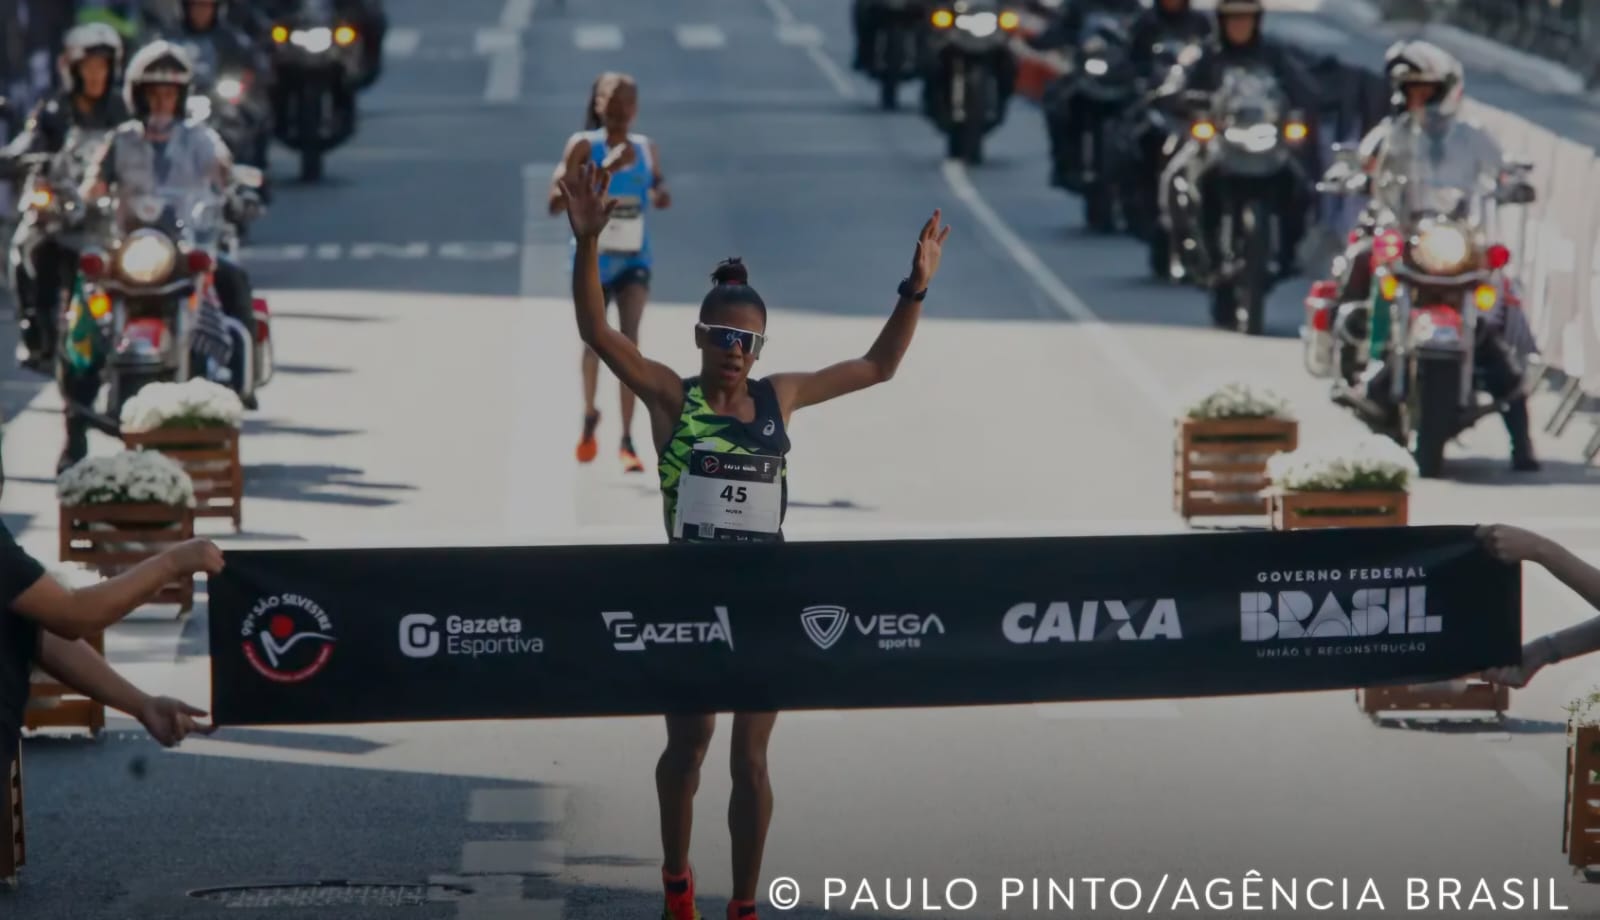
[898,278,928,301]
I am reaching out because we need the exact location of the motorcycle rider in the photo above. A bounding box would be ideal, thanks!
[1128,0,1213,76]
[1156,0,1319,280]
[65,41,259,469]
[1031,0,1144,190]
[1116,0,1213,233]
[0,23,129,371]
[1358,42,1540,472]
[851,0,932,73]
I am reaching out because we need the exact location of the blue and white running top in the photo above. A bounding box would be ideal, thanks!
[570,128,656,285]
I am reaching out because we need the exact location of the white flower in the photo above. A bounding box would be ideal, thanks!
[119,378,243,432]
[57,450,196,507]
[1266,435,1417,492]
[1182,380,1295,421]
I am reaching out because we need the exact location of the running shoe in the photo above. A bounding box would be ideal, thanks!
[727,900,758,920]
[620,436,645,473]
[576,410,600,463]
[662,867,701,920]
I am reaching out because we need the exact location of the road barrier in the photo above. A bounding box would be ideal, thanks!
[1011,7,1600,459]
[208,527,1517,726]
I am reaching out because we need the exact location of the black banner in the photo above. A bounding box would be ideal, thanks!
[207,526,1521,726]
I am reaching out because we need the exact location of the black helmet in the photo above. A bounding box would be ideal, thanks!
[123,41,195,123]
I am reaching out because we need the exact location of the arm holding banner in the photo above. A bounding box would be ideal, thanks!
[11,539,224,640]
[1479,524,1600,687]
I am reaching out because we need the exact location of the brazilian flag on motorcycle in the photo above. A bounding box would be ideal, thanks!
[62,274,103,375]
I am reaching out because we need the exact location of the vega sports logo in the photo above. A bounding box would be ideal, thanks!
[240,593,336,683]
[800,604,944,651]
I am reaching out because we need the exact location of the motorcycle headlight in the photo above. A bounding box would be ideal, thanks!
[216,77,244,103]
[956,12,998,36]
[292,27,334,53]
[1412,223,1473,274]
[118,230,178,284]
[1084,58,1109,76]
[1223,123,1278,153]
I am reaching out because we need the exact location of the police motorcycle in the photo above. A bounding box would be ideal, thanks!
[1311,147,1535,477]
[7,128,112,370]
[922,0,1021,164]
[1163,66,1308,334]
[172,36,274,174]
[864,0,929,110]
[1055,12,1138,232]
[267,0,365,182]
[69,185,272,423]
[1112,35,1201,254]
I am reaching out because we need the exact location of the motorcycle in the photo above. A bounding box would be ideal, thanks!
[1317,148,1536,477]
[1116,37,1202,273]
[268,0,365,182]
[1057,12,1136,233]
[923,0,1021,164]
[175,38,274,174]
[1165,67,1308,334]
[865,0,928,110]
[1300,147,1378,384]
[7,128,110,369]
[70,187,271,422]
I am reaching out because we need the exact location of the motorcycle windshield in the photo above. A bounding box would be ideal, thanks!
[121,187,225,249]
[1377,123,1496,225]
[1215,66,1284,126]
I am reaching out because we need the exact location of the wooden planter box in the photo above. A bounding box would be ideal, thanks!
[123,425,242,531]
[59,502,196,614]
[23,631,107,737]
[1356,680,1509,719]
[1173,417,1298,520]
[1268,489,1409,530]
[1566,723,1600,877]
[2,751,21,889]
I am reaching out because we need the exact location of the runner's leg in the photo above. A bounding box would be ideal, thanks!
[658,714,716,875]
[615,273,649,470]
[728,712,778,913]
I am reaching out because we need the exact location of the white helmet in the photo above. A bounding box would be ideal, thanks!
[59,23,125,92]
[123,40,196,122]
[1387,40,1464,119]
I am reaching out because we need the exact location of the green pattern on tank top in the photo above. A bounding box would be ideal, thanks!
[659,381,787,535]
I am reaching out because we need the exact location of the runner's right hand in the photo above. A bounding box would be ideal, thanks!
[557,162,617,240]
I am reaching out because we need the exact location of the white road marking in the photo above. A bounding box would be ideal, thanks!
[384,27,421,58]
[475,29,519,54]
[940,161,1175,413]
[468,788,569,824]
[573,24,624,51]
[500,0,537,31]
[756,0,855,98]
[349,241,430,260]
[675,24,727,50]
[757,0,795,25]
[1034,700,1183,720]
[777,23,824,46]
[240,241,519,262]
[460,840,567,875]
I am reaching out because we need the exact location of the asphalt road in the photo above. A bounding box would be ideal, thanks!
[5,0,1600,918]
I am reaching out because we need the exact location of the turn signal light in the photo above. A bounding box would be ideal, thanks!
[1379,274,1399,301]
[87,292,112,319]
[1487,244,1511,269]
[26,188,52,209]
[931,9,954,28]
[1191,121,1216,141]
[998,10,1020,30]
[187,250,214,274]
[1284,122,1308,142]
[335,25,358,45]
[272,25,289,43]
[79,251,107,278]
[1475,284,1498,311]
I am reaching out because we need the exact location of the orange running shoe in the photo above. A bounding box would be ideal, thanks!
[727,900,757,920]
[576,411,600,463]
[620,436,645,473]
[662,867,701,920]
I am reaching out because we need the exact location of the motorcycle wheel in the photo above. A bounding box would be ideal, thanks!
[1408,356,1458,479]
[1236,200,1269,336]
[299,84,325,183]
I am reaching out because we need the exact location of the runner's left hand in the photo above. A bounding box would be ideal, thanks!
[138,695,216,747]
[909,209,951,291]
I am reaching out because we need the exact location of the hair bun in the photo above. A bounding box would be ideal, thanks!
[710,258,748,287]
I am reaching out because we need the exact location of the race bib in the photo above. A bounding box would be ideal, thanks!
[600,196,645,254]
[674,446,783,542]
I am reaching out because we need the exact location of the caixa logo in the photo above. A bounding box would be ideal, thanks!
[1002,599,1182,644]
[1241,586,1438,641]
[602,607,734,651]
